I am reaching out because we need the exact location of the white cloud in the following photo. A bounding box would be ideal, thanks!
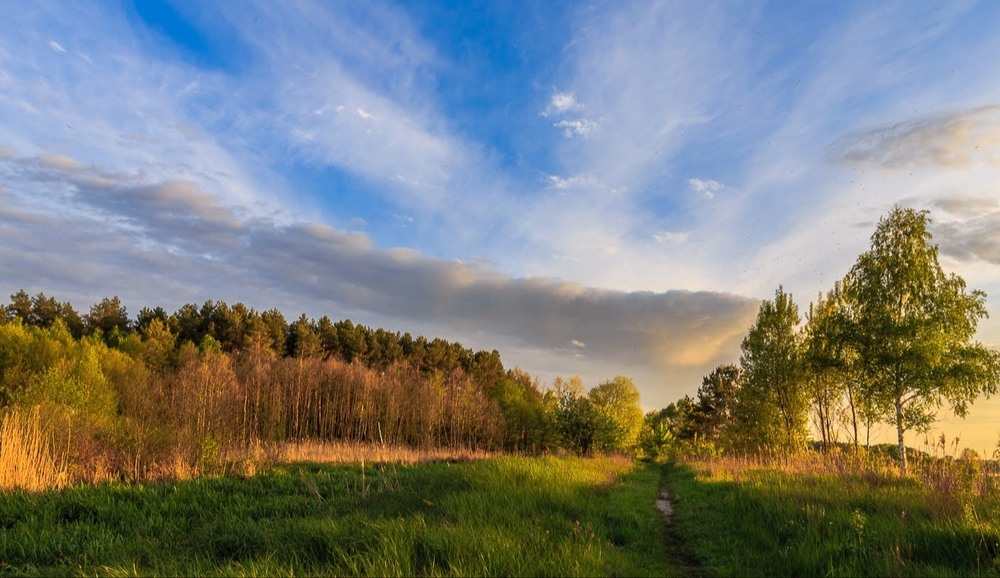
[546,174,599,190]
[554,118,598,138]
[500,3,748,295]
[654,230,691,244]
[49,40,65,53]
[687,178,722,199]
[201,1,478,216]
[542,90,596,139]
[543,91,580,116]
[549,4,736,188]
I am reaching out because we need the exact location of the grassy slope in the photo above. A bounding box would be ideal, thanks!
[665,459,1000,577]
[0,456,676,577]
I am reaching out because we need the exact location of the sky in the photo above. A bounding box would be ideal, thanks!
[2,0,1000,452]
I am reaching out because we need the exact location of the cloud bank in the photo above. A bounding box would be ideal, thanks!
[0,153,758,405]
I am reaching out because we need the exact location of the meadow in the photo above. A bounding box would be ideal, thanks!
[6,439,1000,577]
[666,449,1000,577]
[0,454,677,577]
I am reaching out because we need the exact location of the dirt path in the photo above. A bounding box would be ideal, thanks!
[656,488,674,518]
[657,484,704,578]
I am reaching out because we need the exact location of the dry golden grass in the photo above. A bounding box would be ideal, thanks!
[683,448,904,484]
[277,439,494,465]
[0,407,68,492]
[681,445,1000,522]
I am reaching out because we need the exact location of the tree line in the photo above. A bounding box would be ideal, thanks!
[0,293,644,482]
[643,207,1000,472]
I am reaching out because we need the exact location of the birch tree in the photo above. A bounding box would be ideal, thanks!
[846,207,1000,472]
[804,286,851,451]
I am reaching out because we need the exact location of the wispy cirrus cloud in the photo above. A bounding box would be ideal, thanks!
[0,1,292,223]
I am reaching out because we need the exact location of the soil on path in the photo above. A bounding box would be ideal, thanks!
[657,484,704,578]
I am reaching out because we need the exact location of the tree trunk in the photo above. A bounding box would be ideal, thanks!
[846,382,859,451]
[894,396,907,473]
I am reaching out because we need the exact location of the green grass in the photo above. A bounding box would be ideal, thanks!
[0,455,676,577]
[665,457,1000,577]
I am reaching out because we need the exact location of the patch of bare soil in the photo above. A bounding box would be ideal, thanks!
[656,488,673,519]
[658,484,703,577]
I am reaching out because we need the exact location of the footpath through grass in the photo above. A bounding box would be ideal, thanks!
[665,454,1000,577]
[0,455,676,577]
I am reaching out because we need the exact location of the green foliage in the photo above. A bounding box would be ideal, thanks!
[639,409,676,459]
[0,288,651,473]
[0,321,72,407]
[804,286,854,449]
[551,376,596,454]
[731,286,809,453]
[645,206,998,469]
[0,457,675,577]
[288,314,322,359]
[197,333,222,355]
[17,343,118,427]
[845,207,1000,470]
[692,364,742,443]
[85,296,130,343]
[487,370,549,451]
[6,289,31,322]
[140,318,176,372]
[590,376,644,453]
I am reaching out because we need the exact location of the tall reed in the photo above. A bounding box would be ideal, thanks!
[278,439,493,465]
[0,406,68,491]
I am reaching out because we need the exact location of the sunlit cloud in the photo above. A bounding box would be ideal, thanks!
[38,155,83,171]
[830,105,1000,170]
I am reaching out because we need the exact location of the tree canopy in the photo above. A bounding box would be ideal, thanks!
[731,286,808,452]
[604,206,998,465]
[845,206,1000,471]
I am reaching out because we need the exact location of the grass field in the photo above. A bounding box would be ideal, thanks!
[0,455,676,577]
[665,452,1000,577]
[9,444,1000,578]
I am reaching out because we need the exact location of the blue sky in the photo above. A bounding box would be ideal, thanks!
[3,0,1000,450]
